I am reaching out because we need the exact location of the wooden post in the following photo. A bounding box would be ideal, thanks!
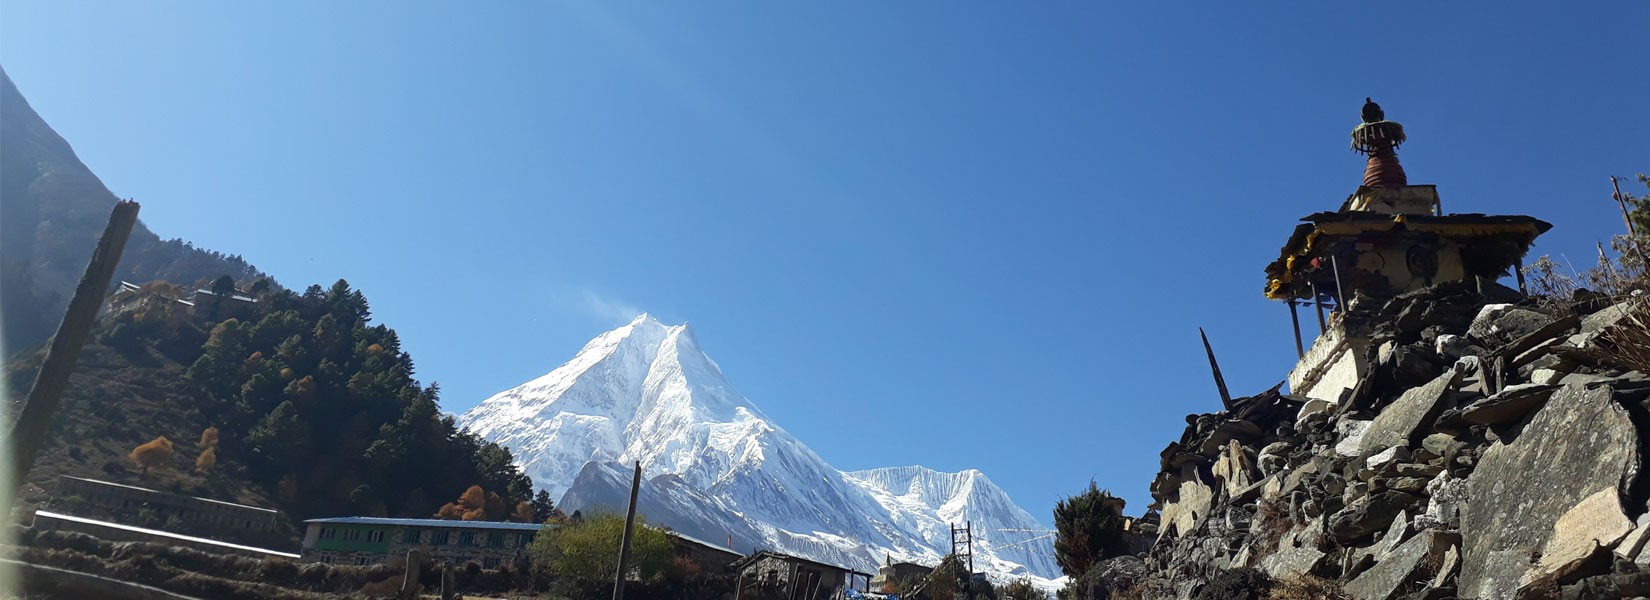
[1287,299,1305,358]
[1515,255,1528,296]
[1493,355,1507,395]
[1330,254,1348,314]
[6,201,140,496]
[440,563,457,600]
[1612,176,1650,267]
[612,461,642,600]
[1310,281,1327,334]
[734,571,746,600]
[398,549,424,600]
[1200,328,1233,411]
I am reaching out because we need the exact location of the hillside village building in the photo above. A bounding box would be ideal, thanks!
[300,517,543,567]
[30,510,298,560]
[868,558,933,590]
[54,476,284,544]
[104,280,260,321]
[732,550,872,600]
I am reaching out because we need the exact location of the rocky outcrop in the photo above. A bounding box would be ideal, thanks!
[1132,283,1650,599]
[1460,386,1638,598]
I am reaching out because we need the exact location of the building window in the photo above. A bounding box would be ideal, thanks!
[367,530,385,543]
[483,557,500,569]
[402,529,421,544]
[344,530,361,541]
[458,532,476,546]
[319,528,335,540]
[432,531,450,545]
[488,532,504,548]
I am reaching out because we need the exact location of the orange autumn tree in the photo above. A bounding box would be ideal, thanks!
[199,426,220,448]
[129,436,175,474]
[196,447,217,472]
[511,501,534,523]
[435,484,513,521]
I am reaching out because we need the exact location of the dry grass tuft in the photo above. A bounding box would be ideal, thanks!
[1263,574,1348,600]
[1591,296,1650,372]
[1250,498,1294,553]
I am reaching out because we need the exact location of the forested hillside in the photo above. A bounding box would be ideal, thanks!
[5,279,534,545]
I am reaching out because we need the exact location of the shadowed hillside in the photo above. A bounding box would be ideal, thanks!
[0,66,266,356]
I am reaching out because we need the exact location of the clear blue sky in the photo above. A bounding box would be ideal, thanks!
[4,2,1646,521]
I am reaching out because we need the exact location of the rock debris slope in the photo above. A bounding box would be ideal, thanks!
[458,314,1061,585]
[1126,282,1650,600]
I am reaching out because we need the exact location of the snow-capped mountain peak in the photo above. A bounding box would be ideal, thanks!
[457,315,1060,586]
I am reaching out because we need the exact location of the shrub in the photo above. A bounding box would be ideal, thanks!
[528,514,675,597]
[1195,568,1272,600]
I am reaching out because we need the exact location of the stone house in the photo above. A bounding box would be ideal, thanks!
[105,280,194,322]
[669,530,743,572]
[300,517,547,568]
[731,550,870,600]
[189,287,259,319]
[54,475,284,546]
[868,558,932,591]
[31,509,298,560]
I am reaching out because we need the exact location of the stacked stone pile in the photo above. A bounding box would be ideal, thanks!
[1134,281,1650,600]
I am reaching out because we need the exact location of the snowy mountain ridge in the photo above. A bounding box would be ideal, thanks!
[457,314,1061,586]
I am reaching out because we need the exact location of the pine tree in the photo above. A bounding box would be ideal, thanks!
[1053,481,1128,579]
[211,275,237,298]
[278,475,300,503]
[247,400,311,472]
[530,489,556,523]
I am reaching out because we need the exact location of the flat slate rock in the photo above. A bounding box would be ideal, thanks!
[1470,305,1558,348]
[1359,369,1458,455]
[1459,384,1639,600]
[1522,487,1633,590]
[1336,419,1373,457]
[1460,383,1558,425]
[1329,490,1422,545]
[1343,529,1456,600]
[1257,543,1327,580]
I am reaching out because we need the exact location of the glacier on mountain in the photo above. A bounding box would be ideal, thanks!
[457,314,1062,586]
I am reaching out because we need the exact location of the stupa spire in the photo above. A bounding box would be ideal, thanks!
[1350,98,1407,187]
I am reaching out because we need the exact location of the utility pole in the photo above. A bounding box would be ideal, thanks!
[950,522,974,579]
[612,461,642,600]
[6,201,140,503]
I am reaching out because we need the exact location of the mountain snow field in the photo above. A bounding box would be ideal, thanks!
[458,315,1063,588]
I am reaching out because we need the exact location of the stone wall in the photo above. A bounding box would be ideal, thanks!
[1129,282,1650,599]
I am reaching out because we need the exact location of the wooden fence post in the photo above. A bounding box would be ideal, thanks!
[6,201,140,497]
[398,549,424,600]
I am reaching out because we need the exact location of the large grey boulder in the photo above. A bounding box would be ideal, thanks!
[1469,304,1558,348]
[1329,490,1423,544]
[1161,465,1214,539]
[1257,543,1327,580]
[1359,369,1459,455]
[1459,384,1639,600]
